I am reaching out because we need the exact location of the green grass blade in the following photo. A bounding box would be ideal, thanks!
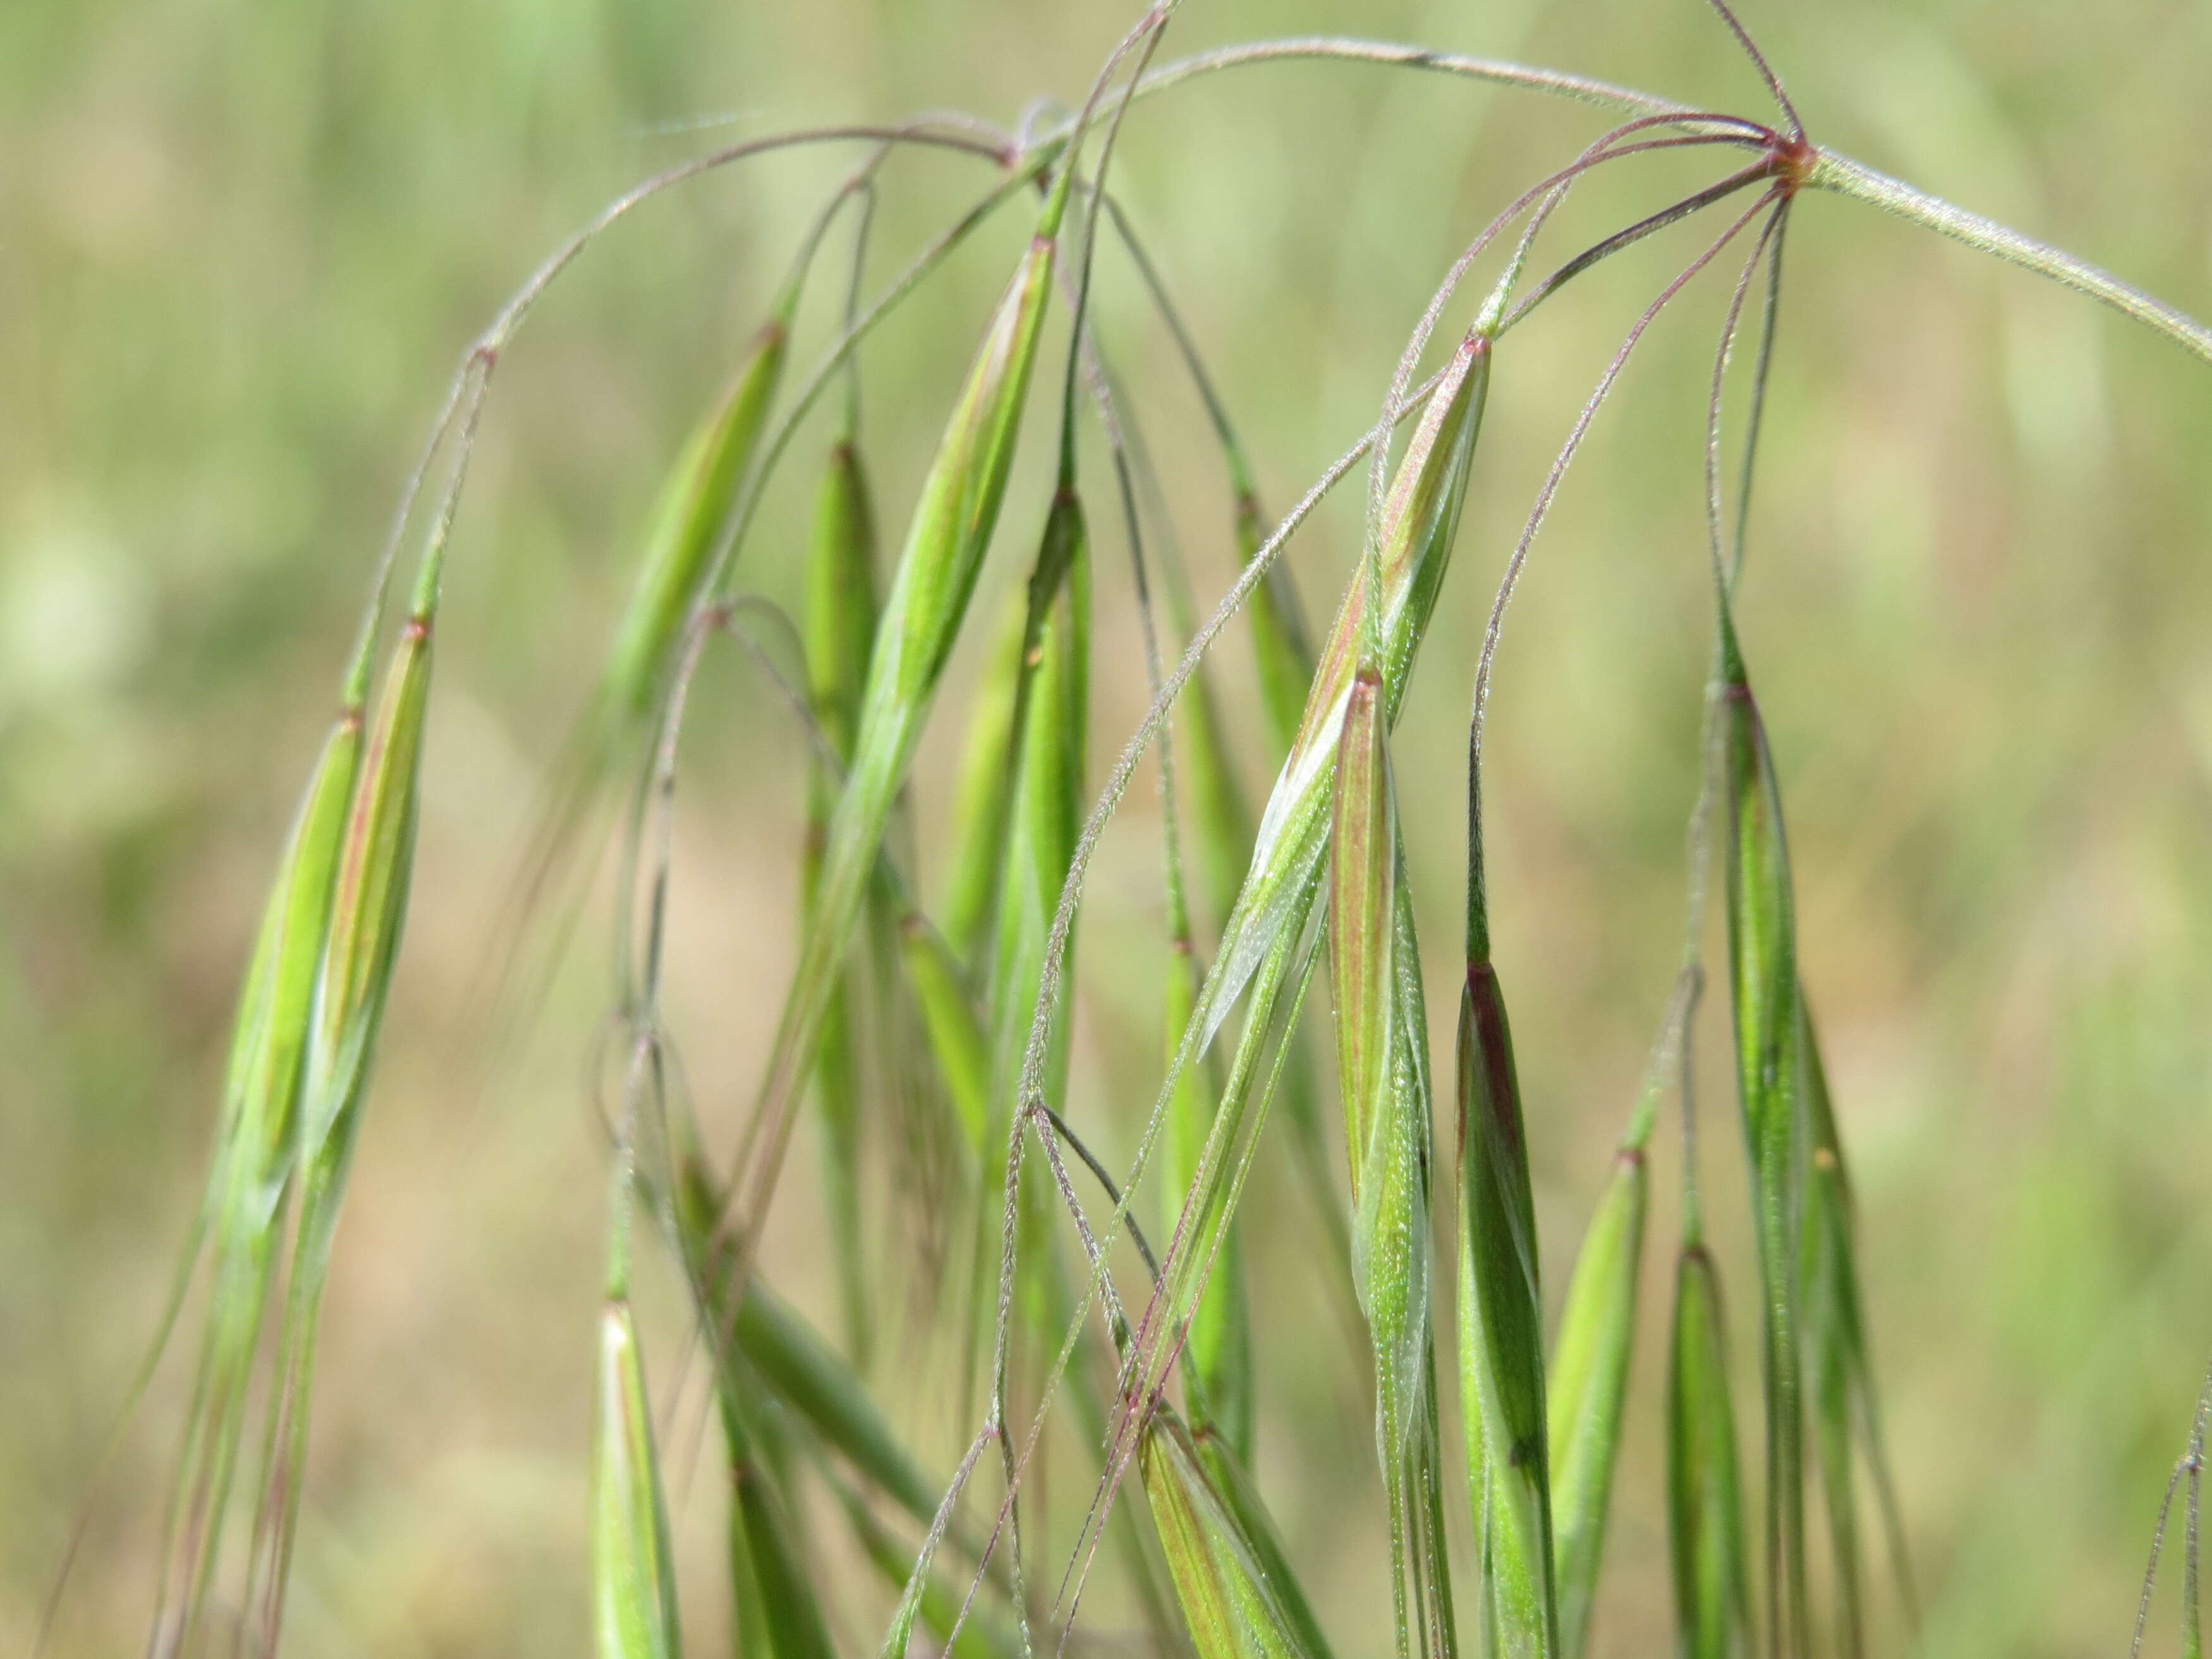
[1668,1245,1754,1659]
[593,1299,683,1659]
[1547,1146,1647,1659]
[724,1384,836,1659]
[729,1469,770,1659]
[731,1283,941,1529]
[1717,617,1809,1658]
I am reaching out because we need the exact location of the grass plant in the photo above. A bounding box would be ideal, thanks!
[46,2,2212,1654]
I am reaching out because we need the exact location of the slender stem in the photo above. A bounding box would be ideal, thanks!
[1360,116,1770,649]
[837,182,877,443]
[1672,964,1710,1241]
[1808,149,2212,365]
[1702,0,1802,140]
[702,157,1050,610]
[1115,35,2212,368]
[1498,155,1777,334]
[1041,1105,1163,1285]
[1471,188,1783,793]
[1055,7,1173,482]
[1732,206,1789,584]
[1131,35,1694,121]
[1101,194,1258,503]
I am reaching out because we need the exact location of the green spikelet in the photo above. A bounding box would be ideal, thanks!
[1668,1244,1754,1659]
[1547,1145,1647,1659]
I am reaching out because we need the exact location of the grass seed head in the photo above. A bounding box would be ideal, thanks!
[1141,1403,1329,1659]
[1184,327,1489,1083]
[1187,1420,1339,1659]
[737,229,1059,1275]
[592,1299,681,1659]
[1797,995,1912,1651]
[601,317,787,732]
[1280,332,1490,780]
[1717,619,1811,1656]
[148,702,365,1651]
[301,612,434,1166]
[1548,1147,1648,1659]
[985,491,1091,1090]
[1454,721,1555,1659]
[804,435,882,1364]
[806,438,880,763]
[1668,1244,1754,1659]
[1330,667,1395,1206]
[1455,949,1557,1659]
[1327,665,1455,1657]
[221,707,365,1232]
[229,605,437,1651]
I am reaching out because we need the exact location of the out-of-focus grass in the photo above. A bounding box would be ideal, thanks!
[4,0,2210,1653]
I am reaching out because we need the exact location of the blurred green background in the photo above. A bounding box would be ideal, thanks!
[6,0,2212,1653]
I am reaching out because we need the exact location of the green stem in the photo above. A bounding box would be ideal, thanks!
[1806,150,2212,364]
[1133,36,1686,119]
